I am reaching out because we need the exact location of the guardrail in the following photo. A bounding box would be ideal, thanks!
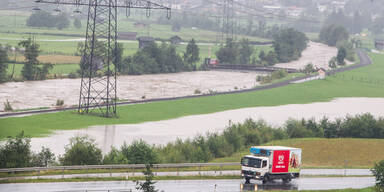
[0,163,240,174]
[208,64,299,73]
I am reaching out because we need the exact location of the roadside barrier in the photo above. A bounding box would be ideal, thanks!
[0,162,240,174]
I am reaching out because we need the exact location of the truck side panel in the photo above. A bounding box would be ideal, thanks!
[288,149,302,173]
[271,150,290,173]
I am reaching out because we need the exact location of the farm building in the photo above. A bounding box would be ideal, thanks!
[118,32,137,40]
[374,39,384,50]
[170,35,182,45]
[138,36,155,49]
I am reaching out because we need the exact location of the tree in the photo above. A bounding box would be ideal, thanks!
[183,39,200,71]
[216,38,238,65]
[0,47,8,83]
[0,131,32,168]
[319,24,349,47]
[304,63,314,74]
[265,51,278,66]
[121,140,158,164]
[371,160,384,192]
[136,164,158,192]
[238,39,253,65]
[56,13,70,30]
[26,11,56,28]
[113,43,124,73]
[329,57,338,69]
[337,46,347,66]
[19,38,40,80]
[60,135,102,165]
[26,11,70,30]
[31,147,56,167]
[273,28,308,63]
[73,17,82,29]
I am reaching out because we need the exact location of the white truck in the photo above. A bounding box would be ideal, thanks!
[241,146,302,184]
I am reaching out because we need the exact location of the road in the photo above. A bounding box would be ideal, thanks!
[0,177,375,192]
[0,169,372,181]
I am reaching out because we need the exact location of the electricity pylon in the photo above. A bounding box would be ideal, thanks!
[35,0,171,117]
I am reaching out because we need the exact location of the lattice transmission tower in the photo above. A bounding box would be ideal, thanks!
[35,0,171,117]
[221,0,234,43]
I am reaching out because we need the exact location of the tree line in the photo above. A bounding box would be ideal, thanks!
[120,39,199,75]
[27,11,74,30]
[216,28,308,66]
[1,113,384,168]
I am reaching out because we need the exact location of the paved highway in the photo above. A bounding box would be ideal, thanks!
[0,177,375,192]
[0,169,372,181]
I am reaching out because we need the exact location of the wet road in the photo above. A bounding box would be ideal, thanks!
[0,169,372,181]
[0,177,375,192]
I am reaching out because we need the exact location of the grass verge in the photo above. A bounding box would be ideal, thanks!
[211,138,384,169]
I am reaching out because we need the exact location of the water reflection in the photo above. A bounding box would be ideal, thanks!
[240,182,298,191]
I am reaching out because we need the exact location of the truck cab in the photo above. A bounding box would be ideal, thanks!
[241,155,269,183]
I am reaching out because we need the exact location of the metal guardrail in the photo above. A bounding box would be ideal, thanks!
[0,163,240,174]
[208,64,299,73]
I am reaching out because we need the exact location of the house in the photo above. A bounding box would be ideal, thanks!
[137,36,155,49]
[170,35,182,45]
[118,32,137,40]
[374,39,384,50]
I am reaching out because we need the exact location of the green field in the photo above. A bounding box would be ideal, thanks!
[1,52,384,139]
[211,138,384,168]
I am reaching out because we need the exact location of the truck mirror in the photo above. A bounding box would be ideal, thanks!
[240,158,243,164]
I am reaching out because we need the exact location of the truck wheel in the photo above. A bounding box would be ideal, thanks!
[282,178,291,183]
[262,176,269,184]
[245,177,250,184]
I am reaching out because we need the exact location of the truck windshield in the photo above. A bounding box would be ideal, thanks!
[242,157,262,168]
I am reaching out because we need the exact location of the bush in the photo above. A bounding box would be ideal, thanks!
[31,147,56,167]
[121,140,159,164]
[372,160,384,192]
[285,119,314,138]
[60,135,102,165]
[194,89,201,94]
[55,99,64,107]
[68,72,78,79]
[0,131,32,168]
[4,100,13,112]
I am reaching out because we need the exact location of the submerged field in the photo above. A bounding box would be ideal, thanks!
[211,138,384,168]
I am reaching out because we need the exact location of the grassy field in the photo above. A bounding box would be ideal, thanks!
[6,63,79,78]
[211,138,384,169]
[1,52,384,138]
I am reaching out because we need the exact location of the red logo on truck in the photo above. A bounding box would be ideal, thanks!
[272,150,289,173]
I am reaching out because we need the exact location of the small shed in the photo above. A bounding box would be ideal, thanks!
[118,32,137,40]
[137,36,155,49]
[318,68,326,79]
[374,39,384,50]
[170,35,182,45]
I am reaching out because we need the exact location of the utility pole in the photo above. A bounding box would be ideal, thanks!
[34,0,171,117]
